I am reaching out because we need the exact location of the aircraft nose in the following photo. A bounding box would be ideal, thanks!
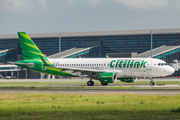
[167,66,175,75]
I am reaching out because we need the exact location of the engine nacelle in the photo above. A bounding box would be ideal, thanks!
[118,77,137,83]
[99,72,117,83]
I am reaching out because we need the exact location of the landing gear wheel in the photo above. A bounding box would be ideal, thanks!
[87,81,94,86]
[149,77,155,86]
[101,82,108,86]
[150,82,155,86]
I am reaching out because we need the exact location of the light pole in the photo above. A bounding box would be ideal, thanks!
[151,31,153,58]
[59,34,61,58]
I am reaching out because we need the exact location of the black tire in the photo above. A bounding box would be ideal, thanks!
[87,81,92,86]
[152,82,155,85]
[91,81,94,86]
[101,82,108,86]
[87,81,94,86]
[150,82,155,86]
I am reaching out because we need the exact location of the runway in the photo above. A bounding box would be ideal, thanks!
[1,78,180,82]
[0,78,180,95]
[0,89,180,95]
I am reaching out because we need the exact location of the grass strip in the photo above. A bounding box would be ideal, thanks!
[0,93,180,120]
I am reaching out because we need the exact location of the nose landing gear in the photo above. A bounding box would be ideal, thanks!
[150,81,155,86]
[150,78,155,86]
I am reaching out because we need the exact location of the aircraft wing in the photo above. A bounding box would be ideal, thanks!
[57,66,112,79]
[57,66,109,73]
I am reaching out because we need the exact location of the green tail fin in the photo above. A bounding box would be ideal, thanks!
[17,32,45,60]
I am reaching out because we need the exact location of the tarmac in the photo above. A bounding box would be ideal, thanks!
[0,78,180,82]
[0,78,179,94]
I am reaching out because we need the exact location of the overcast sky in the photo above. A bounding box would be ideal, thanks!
[1,0,180,35]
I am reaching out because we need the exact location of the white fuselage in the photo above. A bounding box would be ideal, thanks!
[48,58,175,78]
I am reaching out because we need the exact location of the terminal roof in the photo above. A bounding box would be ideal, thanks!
[137,45,180,58]
[1,28,180,39]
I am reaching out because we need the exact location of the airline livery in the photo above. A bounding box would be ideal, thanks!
[15,32,175,86]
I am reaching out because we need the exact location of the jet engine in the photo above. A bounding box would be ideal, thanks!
[98,72,117,83]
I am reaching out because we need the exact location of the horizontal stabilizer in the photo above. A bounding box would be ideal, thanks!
[6,61,15,65]
[15,62,34,68]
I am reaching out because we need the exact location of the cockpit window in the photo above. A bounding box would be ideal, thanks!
[158,63,168,66]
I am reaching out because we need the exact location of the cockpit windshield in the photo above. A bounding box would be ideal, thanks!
[158,63,168,66]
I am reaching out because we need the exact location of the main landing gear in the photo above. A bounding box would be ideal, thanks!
[87,79,109,86]
[87,79,94,86]
[150,78,155,86]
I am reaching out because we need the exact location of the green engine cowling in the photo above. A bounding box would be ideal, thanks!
[99,72,117,83]
[118,77,137,83]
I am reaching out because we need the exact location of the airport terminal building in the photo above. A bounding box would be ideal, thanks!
[0,28,180,78]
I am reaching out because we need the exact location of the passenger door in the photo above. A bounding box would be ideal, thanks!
[146,60,152,77]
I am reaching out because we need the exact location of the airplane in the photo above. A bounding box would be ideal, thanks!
[15,32,175,86]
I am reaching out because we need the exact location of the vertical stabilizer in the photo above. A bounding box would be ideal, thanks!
[17,32,45,60]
